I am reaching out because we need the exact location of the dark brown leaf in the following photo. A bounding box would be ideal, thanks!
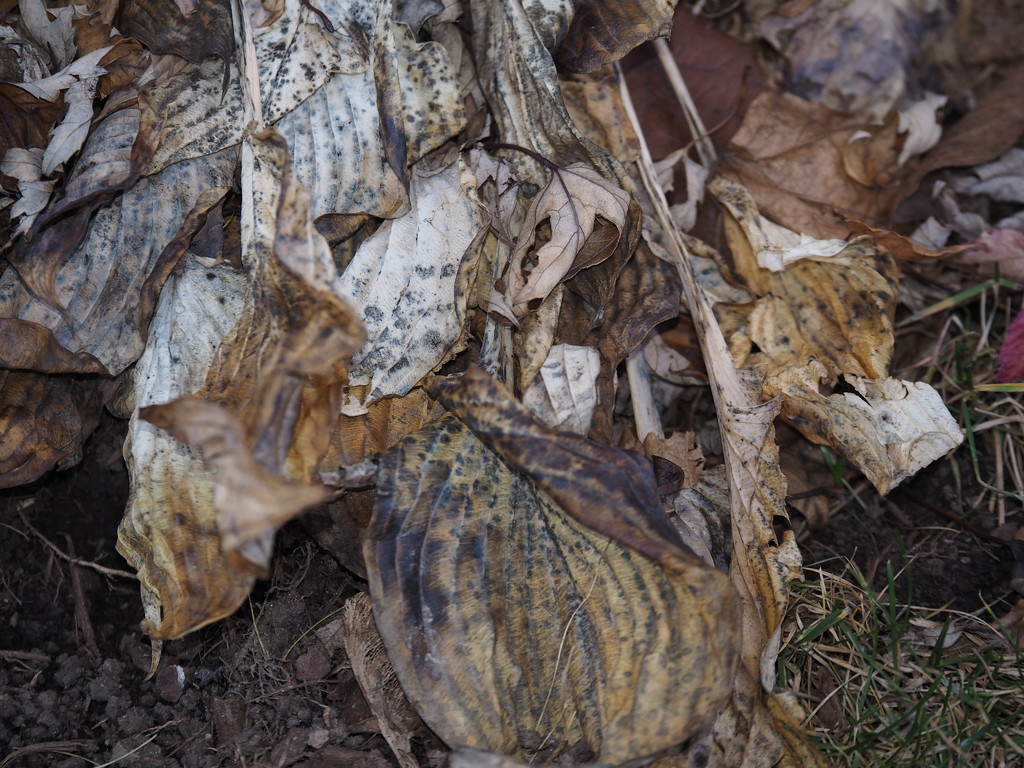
[0,372,113,488]
[556,0,677,73]
[118,0,234,79]
[0,319,110,374]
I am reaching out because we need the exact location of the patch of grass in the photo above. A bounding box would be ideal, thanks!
[780,563,1024,767]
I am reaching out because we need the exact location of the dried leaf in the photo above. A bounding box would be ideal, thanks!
[0,82,61,156]
[712,177,896,381]
[0,145,238,374]
[766,363,964,494]
[906,64,1024,185]
[521,343,600,434]
[18,0,79,70]
[341,159,486,404]
[624,8,772,166]
[117,257,254,639]
[140,397,331,551]
[41,76,96,176]
[500,163,631,318]
[555,0,677,74]
[366,368,739,764]
[723,91,905,239]
[14,45,111,102]
[1,146,54,233]
[759,0,937,118]
[0,319,109,374]
[342,592,423,768]
[118,0,234,73]
[0,372,112,489]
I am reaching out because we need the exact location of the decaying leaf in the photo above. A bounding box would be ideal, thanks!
[722,91,905,239]
[521,343,600,434]
[117,256,252,639]
[0,371,113,489]
[342,158,487,405]
[118,128,364,637]
[760,0,933,118]
[1,146,54,233]
[710,177,962,492]
[365,367,739,764]
[555,0,677,74]
[712,177,897,381]
[141,397,332,551]
[765,362,964,494]
[499,163,631,319]
[342,592,424,768]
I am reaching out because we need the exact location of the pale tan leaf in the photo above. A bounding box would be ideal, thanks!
[41,77,97,176]
[501,164,631,317]
[140,396,331,551]
[1,147,53,233]
[766,362,964,494]
[342,158,487,403]
[18,0,79,70]
[15,45,111,102]
[521,343,600,434]
[117,256,253,640]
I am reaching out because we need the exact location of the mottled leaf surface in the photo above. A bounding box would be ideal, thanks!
[342,159,486,403]
[0,146,237,374]
[117,256,253,639]
[366,369,738,764]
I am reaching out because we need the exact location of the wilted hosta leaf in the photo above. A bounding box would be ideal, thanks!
[143,0,463,220]
[0,371,113,489]
[117,257,253,639]
[120,129,363,638]
[0,145,237,374]
[710,178,960,492]
[342,158,486,404]
[712,177,895,380]
[499,164,631,318]
[118,0,234,75]
[470,0,643,344]
[766,362,964,494]
[366,367,738,764]
[141,397,331,550]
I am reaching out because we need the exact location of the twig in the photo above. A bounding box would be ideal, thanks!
[17,511,137,581]
[626,347,665,441]
[0,741,91,768]
[0,649,50,663]
[653,39,716,169]
[64,535,101,661]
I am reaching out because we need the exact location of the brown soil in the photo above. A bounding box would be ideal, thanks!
[0,412,1018,767]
